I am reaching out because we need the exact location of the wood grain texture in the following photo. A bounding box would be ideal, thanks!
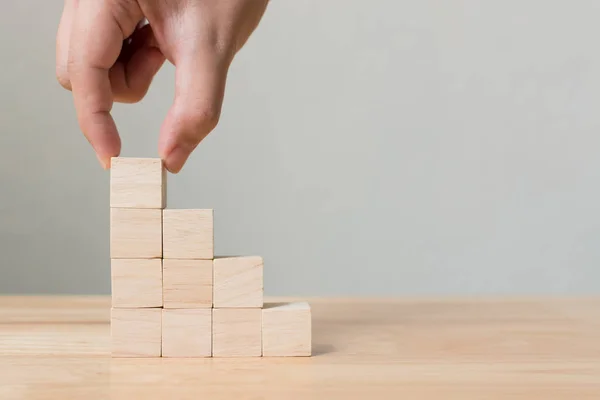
[110,157,166,209]
[163,259,212,308]
[213,256,263,308]
[162,209,213,259]
[162,309,212,358]
[212,308,262,357]
[111,259,163,308]
[110,308,161,357]
[262,302,311,357]
[1,296,600,399]
[110,208,162,259]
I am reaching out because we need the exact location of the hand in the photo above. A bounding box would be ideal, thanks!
[56,0,269,173]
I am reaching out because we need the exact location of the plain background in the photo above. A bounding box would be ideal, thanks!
[1,1,599,296]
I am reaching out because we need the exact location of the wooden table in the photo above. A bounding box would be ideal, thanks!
[0,296,599,399]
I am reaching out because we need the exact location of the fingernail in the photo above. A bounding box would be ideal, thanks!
[164,146,189,174]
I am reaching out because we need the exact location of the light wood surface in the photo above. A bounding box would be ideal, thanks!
[162,308,212,358]
[213,256,264,308]
[111,259,163,308]
[262,302,311,357]
[162,209,214,259]
[110,157,166,209]
[163,259,213,308]
[110,208,163,259]
[212,308,262,357]
[0,296,599,399]
[110,307,162,357]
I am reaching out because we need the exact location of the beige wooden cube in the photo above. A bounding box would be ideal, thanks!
[262,302,312,357]
[111,308,162,357]
[163,259,212,308]
[162,209,213,259]
[162,309,212,357]
[110,208,162,259]
[212,308,261,357]
[111,259,162,308]
[213,256,263,308]
[110,157,166,209]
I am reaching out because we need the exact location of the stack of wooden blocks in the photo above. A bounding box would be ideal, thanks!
[109,157,311,357]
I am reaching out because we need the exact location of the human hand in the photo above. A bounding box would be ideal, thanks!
[56,0,268,173]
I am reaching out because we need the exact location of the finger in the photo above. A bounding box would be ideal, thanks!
[110,47,165,103]
[68,1,142,168]
[117,21,156,64]
[56,0,78,90]
[110,24,165,103]
[158,48,229,173]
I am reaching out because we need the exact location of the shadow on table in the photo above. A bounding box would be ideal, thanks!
[311,343,335,356]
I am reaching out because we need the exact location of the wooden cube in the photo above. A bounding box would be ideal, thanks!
[110,157,166,209]
[163,259,212,308]
[162,209,213,259]
[111,308,161,357]
[162,309,212,357]
[213,256,263,308]
[212,308,261,357]
[111,259,163,308]
[110,208,162,259]
[262,302,311,357]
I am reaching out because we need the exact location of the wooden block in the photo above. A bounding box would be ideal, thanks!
[110,157,166,209]
[163,259,212,308]
[110,208,162,259]
[111,308,161,357]
[111,259,162,308]
[162,309,212,357]
[262,302,312,357]
[162,209,213,259]
[213,256,263,308]
[212,308,261,357]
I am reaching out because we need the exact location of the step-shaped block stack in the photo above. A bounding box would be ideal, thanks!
[109,157,311,357]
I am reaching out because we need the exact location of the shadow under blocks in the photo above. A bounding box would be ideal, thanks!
[108,157,312,358]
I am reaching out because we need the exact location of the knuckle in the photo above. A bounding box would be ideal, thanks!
[195,105,221,130]
[184,104,221,132]
[174,104,221,149]
[108,0,143,36]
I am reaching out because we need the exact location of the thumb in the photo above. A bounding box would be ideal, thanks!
[158,48,230,173]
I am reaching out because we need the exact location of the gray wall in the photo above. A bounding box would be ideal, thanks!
[1,1,599,295]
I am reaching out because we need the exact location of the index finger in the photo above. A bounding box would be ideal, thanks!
[68,2,134,168]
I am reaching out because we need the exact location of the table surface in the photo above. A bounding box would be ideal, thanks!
[0,296,599,399]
